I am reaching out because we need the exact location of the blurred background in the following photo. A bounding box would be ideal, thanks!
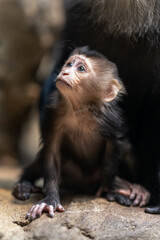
[0,0,65,168]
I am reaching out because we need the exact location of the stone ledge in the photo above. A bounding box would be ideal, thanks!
[0,166,159,240]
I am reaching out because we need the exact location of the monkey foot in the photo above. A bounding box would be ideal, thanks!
[113,177,150,207]
[96,185,132,206]
[12,180,42,200]
[128,183,150,207]
[145,205,160,214]
[106,188,150,207]
[26,199,65,221]
[97,177,150,207]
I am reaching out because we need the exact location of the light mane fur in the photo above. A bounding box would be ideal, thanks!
[81,0,160,38]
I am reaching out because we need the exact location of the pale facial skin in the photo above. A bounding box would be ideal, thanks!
[56,55,98,106]
[56,55,101,110]
[56,55,96,90]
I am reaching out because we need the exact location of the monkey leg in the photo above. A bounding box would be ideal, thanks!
[97,176,150,207]
[12,155,43,200]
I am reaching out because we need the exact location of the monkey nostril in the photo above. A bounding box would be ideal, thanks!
[63,72,69,76]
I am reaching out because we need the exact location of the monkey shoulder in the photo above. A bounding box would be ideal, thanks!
[96,102,127,139]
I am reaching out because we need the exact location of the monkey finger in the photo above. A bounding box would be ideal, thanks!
[27,204,40,221]
[56,204,65,212]
[21,191,30,200]
[132,195,142,206]
[130,184,150,206]
[129,185,140,200]
[139,200,148,207]
[21,192,30,200]
[47,205,54,218]
[35,203,47,218]
[26,205,36,220]
[30,204,40,220]
[129,191,136,200]
[139,192,150,207]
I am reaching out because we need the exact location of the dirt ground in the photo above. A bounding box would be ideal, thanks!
[0,164,160,240]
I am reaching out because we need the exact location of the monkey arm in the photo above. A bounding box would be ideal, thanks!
[42,150,61,204]
[100,137,126,191]
[26,148,64,221]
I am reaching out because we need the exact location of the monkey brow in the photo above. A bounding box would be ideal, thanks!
[70,55,86,63]
[66,57,75,64]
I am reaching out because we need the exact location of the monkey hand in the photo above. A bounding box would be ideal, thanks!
[26,196,65,221]
[12,180,42,200]
[97,177,150,207]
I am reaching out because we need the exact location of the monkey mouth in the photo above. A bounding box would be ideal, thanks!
[56,77,72,88]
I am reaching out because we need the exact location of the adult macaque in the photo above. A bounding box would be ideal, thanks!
[38,0,160,214]
[13,47,150,220]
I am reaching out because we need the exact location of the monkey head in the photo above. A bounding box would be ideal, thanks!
[56,47,124,108]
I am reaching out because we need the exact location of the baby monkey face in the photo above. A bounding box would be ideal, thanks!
[56,55,96,91]
[56,52,122,106]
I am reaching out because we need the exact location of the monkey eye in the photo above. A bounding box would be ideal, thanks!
[77,65,86,72]
[66,62,73,67]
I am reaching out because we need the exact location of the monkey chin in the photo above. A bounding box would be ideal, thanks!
[56,77,72,91]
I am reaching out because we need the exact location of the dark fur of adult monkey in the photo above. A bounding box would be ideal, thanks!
[38,0,160,214]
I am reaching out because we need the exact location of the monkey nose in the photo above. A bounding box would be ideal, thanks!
[62,70,69,76]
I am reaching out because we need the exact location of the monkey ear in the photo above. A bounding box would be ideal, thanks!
[104,79,121,102]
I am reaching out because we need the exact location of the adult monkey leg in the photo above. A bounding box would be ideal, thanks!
[144,93,160,213]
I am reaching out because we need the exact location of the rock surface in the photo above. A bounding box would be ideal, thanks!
[0,165,160,240]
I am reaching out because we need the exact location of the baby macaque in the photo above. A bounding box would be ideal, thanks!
[13,47,150,220]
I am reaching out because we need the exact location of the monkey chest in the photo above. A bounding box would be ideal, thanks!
[61,129,105,166]
[56,112,106,166]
